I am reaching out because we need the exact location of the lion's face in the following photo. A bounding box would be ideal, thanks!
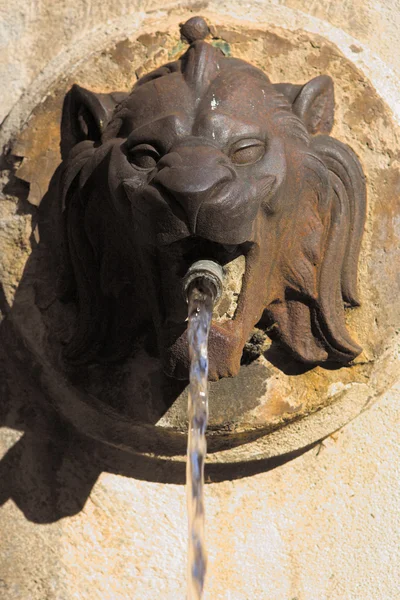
[57,36,366,380]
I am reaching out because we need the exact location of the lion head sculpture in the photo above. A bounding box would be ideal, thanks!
[52,17,366,381]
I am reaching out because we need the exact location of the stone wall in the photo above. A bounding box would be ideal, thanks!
[1,1,399,598]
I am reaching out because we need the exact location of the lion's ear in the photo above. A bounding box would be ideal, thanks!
[293,75,334,135]
[60,84,127,159]
[275,75,335,135]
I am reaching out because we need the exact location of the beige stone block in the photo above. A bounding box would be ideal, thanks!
[0,2,399,599]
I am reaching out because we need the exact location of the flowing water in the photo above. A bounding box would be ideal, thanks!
[186,282,214,600]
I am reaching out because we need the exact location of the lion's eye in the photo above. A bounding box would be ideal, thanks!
[230,140,265,165]
[127,144,160,170]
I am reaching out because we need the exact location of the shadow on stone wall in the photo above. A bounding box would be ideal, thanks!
[0,419,316,524]
[0,151,318,524]
[0,302,316,524]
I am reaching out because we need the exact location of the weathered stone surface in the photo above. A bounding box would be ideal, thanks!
[1,3,399,599]
[1,19,398,461]
[0,383,399,599]
[0,165,32,312]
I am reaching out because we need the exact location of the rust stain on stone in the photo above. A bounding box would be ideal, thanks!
[109,39,138,76]
[262,31,296,58]
[215,28,250,45]
[346,88,390,128]
[12,93,63,207]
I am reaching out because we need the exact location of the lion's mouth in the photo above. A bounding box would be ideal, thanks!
[155,236,264,380]
[157,236,252,324]
[212,253,246,322]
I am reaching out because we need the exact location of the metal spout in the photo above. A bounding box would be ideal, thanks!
[183,260,224,304]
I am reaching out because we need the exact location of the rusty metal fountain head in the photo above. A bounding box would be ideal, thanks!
[55,16,366,382]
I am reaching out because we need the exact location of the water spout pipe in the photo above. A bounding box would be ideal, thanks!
[183,260,224,304]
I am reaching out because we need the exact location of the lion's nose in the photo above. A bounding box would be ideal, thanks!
[153,147,234,234]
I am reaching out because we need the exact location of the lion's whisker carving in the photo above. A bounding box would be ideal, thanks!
[49,15,366,382]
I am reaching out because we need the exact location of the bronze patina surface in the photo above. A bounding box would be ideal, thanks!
[51,17,366,383]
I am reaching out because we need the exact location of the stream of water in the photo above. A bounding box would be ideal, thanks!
[186,282,214,600]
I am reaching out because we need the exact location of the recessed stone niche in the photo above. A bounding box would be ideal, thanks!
[1,14,399,467]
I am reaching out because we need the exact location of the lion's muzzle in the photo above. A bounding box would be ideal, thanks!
[152,143,241,239]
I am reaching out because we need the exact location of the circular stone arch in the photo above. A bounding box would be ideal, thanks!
[1,8,399,467]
